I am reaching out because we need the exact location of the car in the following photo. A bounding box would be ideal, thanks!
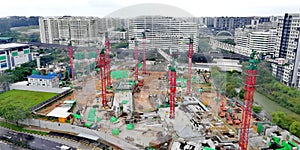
[2,134,12,139]
[8,131,18,136]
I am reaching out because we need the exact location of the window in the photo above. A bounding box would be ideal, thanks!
[0,63,7,68]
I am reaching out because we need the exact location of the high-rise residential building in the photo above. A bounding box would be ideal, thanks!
[234,28,277,54]
[39,16,122,47]
[213,16,271,32]
[127,16,198,52]
[272,13,300,89]
[248,30,277,53]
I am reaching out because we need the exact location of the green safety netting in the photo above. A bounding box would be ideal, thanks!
[121,100,128,104]
[214,98,220,102]
[32,70,40,75]
[84,122,92,128]
[110,117,118,123]
[176,78,187,83]
[128,81,135,85]
[88,51,97,59]
[272,135,281,144]
[96,117,101,122]
[126,124,134,130]
[288,140,298,149]
[87,108,96,122]
[89,62,96,70]
[138,63,142,69]
[112,128,120,135]
[110,70,128,79]
[281,141,292,150]
[74,52,85,60]
[181,84,187,88]
[73,114,81,119]
[192,76,199,83]
[75,62,80,69]
[202,147,215,150]
[257,123,263,134]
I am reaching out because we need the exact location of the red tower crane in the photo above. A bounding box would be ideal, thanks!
[169,66,176,119]
[142,32,147,75]
[134,40,139,81]
[239,51,259,150]
[186,37,194,94]
[105,32,111,87]
[99,48,107,107]
[67,40,74,80]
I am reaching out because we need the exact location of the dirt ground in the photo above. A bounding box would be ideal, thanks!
[134,72,167,112]
[75,76,98,107]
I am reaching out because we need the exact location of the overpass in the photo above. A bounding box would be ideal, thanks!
[157,47,242,72]
[177,59,242,73]
[209,38,252,57]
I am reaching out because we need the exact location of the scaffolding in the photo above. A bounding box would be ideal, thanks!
[111,70,129,79]
[73,51,98,78]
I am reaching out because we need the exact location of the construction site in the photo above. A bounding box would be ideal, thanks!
[60,33,299,149]
[15,32,300,150]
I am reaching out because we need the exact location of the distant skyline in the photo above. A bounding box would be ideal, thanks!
[1,0,300,17]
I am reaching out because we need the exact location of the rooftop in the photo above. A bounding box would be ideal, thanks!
[115,80,136,91]
[46,107,72,118]
[0,43,29,50]
[0,37,13,40]
[28,75,57,80]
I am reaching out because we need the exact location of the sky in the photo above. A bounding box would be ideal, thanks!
[1,0,300,17]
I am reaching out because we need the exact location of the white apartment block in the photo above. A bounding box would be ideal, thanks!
[109,31,127,43]
[234,28,277,54]
[0,43,33,72]
[39,16,122,47]
[127,16,198,52]
[272,13,300,89]
[248,30,277,53]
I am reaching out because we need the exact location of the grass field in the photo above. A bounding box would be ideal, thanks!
[0,90,57,110]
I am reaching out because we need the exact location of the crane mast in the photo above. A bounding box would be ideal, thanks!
[187,37,194,94]
[134,40,139,81]
[99,48,107,107]
[169,66,176,119]
[105,32,111,87]
[239,51,259,150]
[142,32,147,75]
[67,40,74,80]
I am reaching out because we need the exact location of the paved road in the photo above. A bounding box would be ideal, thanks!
[0,127,76,150]
[0,140,26,150]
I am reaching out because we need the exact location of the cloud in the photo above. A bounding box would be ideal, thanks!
[0,0,299,17]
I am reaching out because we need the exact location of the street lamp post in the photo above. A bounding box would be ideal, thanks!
[235,87,241,100]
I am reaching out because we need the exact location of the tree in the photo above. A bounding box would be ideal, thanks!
[272,111,288,129]
[289,121,300,137]
[0,104,31,125]
[252,106,263,113]
[220,39,236,45]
